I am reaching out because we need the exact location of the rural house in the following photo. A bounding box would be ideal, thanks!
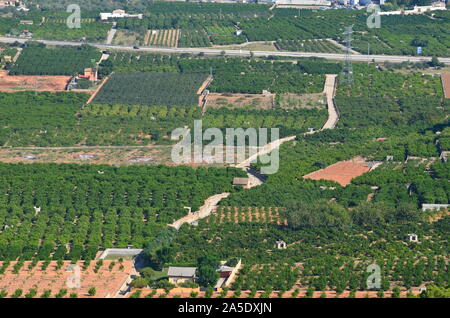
[167,267,197,285]
[79,68,97,81]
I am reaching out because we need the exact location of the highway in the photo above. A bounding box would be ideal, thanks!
[1,36,450,65]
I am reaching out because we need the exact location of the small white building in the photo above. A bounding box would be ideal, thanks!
[168,267,197,285]
[276,0,331,5]
[100,9,143,21]
[440,151,449,162]
[422,203,450,211]
[407,234,418,243]
[276,240,287,249]
[379,3,446,16]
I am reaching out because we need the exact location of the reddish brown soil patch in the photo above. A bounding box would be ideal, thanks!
[441,73,450,99]
[0,71,71,92]
[303,157,371,186]
[0,260,133,298]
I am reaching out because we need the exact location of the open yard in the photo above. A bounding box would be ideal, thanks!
[205,92,274,110]
[0,71,70,92]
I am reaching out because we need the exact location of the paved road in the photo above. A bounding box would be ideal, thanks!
[1,36,449,64]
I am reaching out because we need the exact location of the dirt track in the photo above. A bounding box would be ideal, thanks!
[321,74,339,130]
[170,192,230,230]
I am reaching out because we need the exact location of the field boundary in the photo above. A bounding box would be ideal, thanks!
[86,73,112,104]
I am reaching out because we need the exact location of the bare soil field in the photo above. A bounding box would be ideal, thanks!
[0,147,173,166]
[441,73,450,98]
[303,156,372,186]
[0,71,70,92]
[278,92,326,109]
[205,93,274,110]
[0,146,236,167]
[0,260,133,298]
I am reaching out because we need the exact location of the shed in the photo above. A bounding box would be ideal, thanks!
[168,267,197,285]
[407,234,418,243]
[275,240,287,249]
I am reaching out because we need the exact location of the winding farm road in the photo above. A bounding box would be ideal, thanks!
[168,73,340,228]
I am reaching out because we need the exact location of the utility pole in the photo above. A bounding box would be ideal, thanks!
[342,25,354,86]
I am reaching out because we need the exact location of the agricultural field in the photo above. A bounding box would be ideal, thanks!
[335,64,447,129]
[0,163,244,260]
[92,72,208,107]
[206,206,285,225]
[203,108,328,137]
[144,29,180,47]
[29,21,112,42]
[205,93,274,110]
[1,2,450,301]
[172,212,450,292]
[0,11,111,42]
[112,30,145,46]
[277,92,326,110]
[10,45,100,76]
[302,157,373,186]
[206,25,246,46]
[178,29,211,48]
[0,260,134,298]
[0,91,200,147]
[442,73,450,99]
[0,147,175,167]
[0,92,87,147]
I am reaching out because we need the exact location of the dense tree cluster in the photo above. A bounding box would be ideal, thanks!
[0,163,244,261]
[92,72,208,106]
[10,45,100,76]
